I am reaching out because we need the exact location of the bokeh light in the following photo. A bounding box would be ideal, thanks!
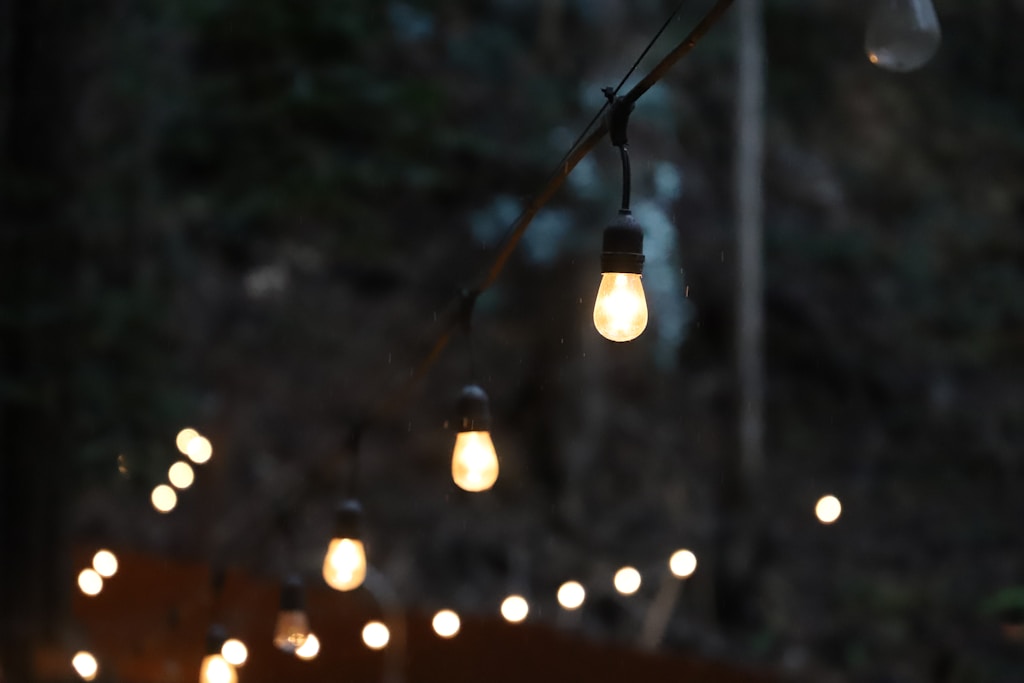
[71,651,98,681]
[432,609,460,638]
[295,633,320,660]
[557,581,586,610]
[92,549,118,578]
[151,484,177,513]
[175,428,199,455]
[613,566,642,595]
[669,549,697,578]
[500,595,529,623]
[815,495,842,524]
[77,569,103,596]
[186,435,213,464]
[221,639,247,667]
[168,461,195,489]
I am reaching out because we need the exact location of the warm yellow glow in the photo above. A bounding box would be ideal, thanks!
[72,651,98,681]
[199,654,237,683]
[432,610,461,638]
[176,427,199,454]
[557,581,586,610]
[92,549,118,578]
[78,569,103,596]
[220,639,247,667]
[451,431,499,492]
[614,566,642,595]
[151,484,178,513]
[593,273,648,342]
[322,538,366,591]
[186,435,213,464]
[295,633,320,660]
[500,595,529,623]
[168,461,195,489]
[362,621,390,650]
[669,549,697,578]
[273,610,310,653]
[816,495,842,524]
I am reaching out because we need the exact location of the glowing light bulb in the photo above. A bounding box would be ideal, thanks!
[72,651,98,681]
[92,549,118,578]
[322,500,367,591]
[557,581,586,610]
[273,576,310,653]
[186,435,213,464]
[220,639,247,667]
[78,569,103,596]
[199,655,236,683]
[669,549,697,578]
[451,385,499,492]
[362,621,390,650]
[593,273,649,342]
[168,461,195,489]
[816,495,842,524]
[176,427,199,454]
[151,484,177,513]
[501,595,529,623]
[614,566,642,595]
[295,633,320,660]
[432,610,460,638]
[865,0,941,72]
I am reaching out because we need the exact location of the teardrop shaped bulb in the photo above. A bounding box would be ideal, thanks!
[865,0,941,72]
[451,431,499,492]
[593,272,648,342]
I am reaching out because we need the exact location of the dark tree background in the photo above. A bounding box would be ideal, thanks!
[1,1,1023,682]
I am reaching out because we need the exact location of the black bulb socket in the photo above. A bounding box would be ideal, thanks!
[600,210,645,275]
[456,384,491,433]
[280,575,305,611]
[205,623,228,655]
[333,499,363,540]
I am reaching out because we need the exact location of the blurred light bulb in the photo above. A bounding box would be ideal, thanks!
[72,651,98,681]
[557,581,586,610]
[451,431,499,492]
[669,549,697,579]
[614,566,642,595]
[176,427,199,454]
[501,595,529,623]
[594,273,649,342]
[168,461,195,489]
[199,654,237,683]
[151,484,177,513]
[816,495,842,524]
[220,639,247,667]
[432,610,460,638]
[186,435,213,464]
[92,549,118,578]
[362,621,390,650]
[274,577,310,653]
[865,0,941,72]
[78,569,103,596]
[295,633,320,660]
[322,538,366,591]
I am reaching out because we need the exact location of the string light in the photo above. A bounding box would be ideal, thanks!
[71,651,98,681]
[92,549,118,578]
[151,484,177,513]
[815,495,842,524]
[220,639,248,667]
[669,549,697,579]
[865,0,941,72]
[613,566,642,595]
[295,633,320,660]
[199,625,237,683]
[557,581,586,610]
[77,569,103,596]
[168,461,196,489]
[432,610,461,638]
[500,595,529,623]
[176,428,199,454]
[186,435,213,465]
[322,500,367,591]
[361,621,390,650]
[273,576,310,653]
[451,385,499,492]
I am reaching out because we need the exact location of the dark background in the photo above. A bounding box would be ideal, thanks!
[1,1,1022,682]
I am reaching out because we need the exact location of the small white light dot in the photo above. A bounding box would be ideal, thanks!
[669,549,697,579]
[501,595,529,623]
[816,495,842,524]
[362,621,390,650]
[71,651,98,681]
[432,610,460,638]
[168,461,195,489]
[92,549,118,578]
[221,638,248,667]
[557,581,586,610]
[613,566,642,595]
[77,569,103,596]
[295,633,320,660]
[151,484,177,513]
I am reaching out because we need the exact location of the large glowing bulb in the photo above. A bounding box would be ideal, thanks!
[295,633,320,660]
[816,495,842,524]
[432,610,461,638]
[593,273,648,342]
[451,431,499,492]
[92,549,118,578]
[274,577,310,653]
[614,566,642,595]
[220,639,247,667]
[72,651,98,681]
[557,581,586,610]
[322,538,366,591]
[865,0,941,72]
[199,655,237,683]
[501,595,529,623]
[362,621,390,650]
[78,569,103,596]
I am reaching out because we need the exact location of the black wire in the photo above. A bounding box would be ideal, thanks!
[619,145,632,211]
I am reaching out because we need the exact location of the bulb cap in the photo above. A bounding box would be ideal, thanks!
[280,575,305,611]
[205,624,228,655]
[333,499,364,540]
[600,211,645,275]
[456,385,491,432]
